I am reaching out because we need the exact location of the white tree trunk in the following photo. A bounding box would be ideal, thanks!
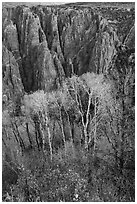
[93,97,97,153]
[59,109,66,156]
[45,114,53,161]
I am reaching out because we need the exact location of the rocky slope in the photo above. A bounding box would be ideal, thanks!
[2,4,135,201]
[2,3,135,95]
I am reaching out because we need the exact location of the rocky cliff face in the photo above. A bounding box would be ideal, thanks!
[2,4,135,94]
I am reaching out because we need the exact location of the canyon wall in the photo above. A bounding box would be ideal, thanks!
[2,4,135,94]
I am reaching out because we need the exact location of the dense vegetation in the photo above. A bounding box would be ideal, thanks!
[2,2,135,202]
[3,55,135,201]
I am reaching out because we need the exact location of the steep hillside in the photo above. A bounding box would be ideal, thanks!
[2,2,135,202]
[2,3,134,94]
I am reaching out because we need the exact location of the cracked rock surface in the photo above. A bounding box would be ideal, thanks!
[2,3,135,93]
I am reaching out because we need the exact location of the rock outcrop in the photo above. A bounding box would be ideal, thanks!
[2,4,135,94]
[2,45,24,109]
